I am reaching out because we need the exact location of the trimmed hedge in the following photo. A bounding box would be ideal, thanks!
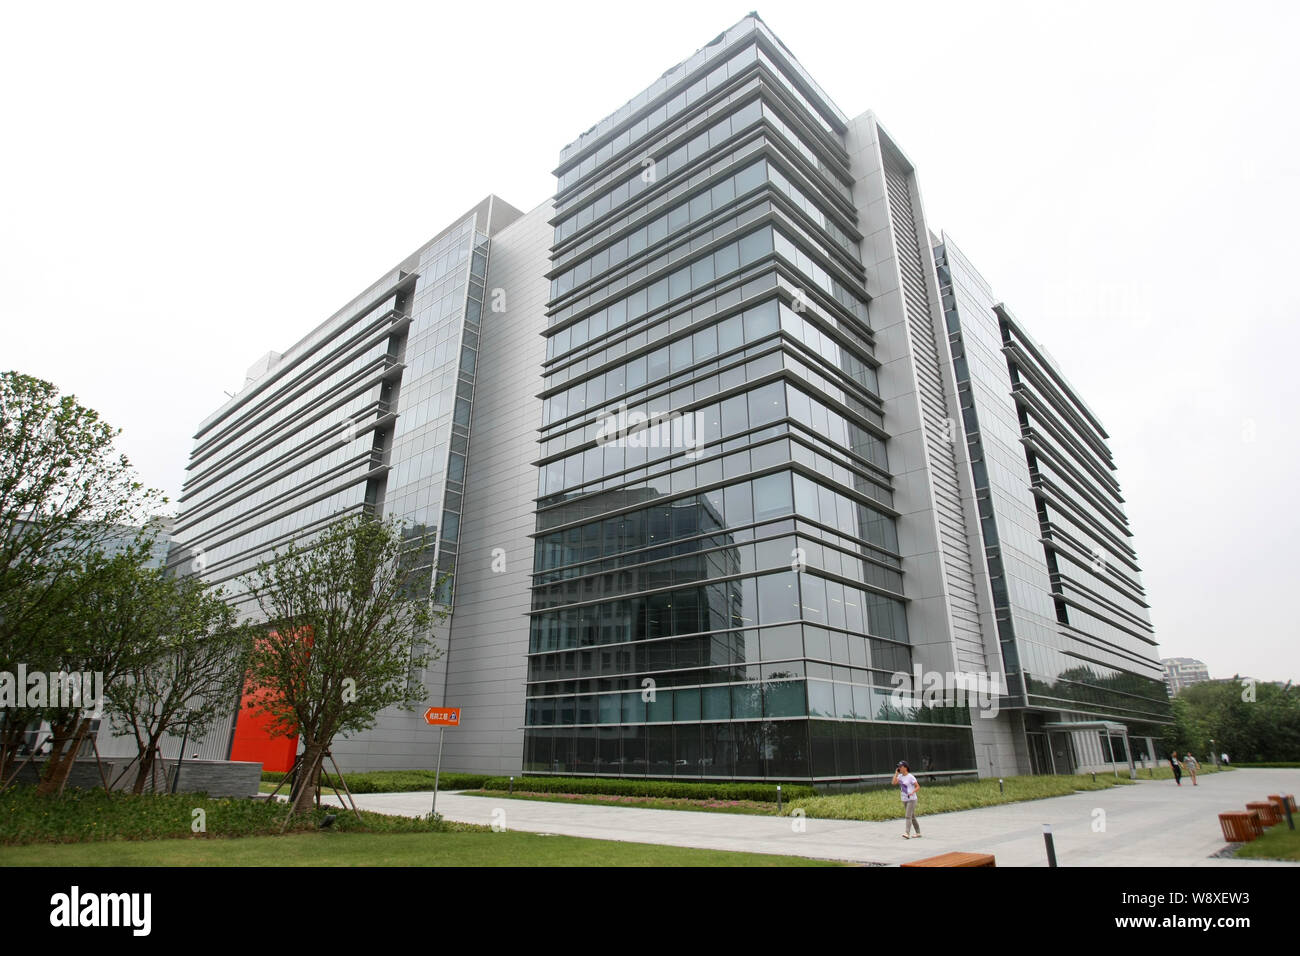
[480,775,815,802]
[260,770,490,793]
[1233,762,1300,768]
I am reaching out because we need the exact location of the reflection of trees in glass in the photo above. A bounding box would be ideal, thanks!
[1026,661,1172,719]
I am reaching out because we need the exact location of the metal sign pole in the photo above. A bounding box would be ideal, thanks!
[431,725,445,818]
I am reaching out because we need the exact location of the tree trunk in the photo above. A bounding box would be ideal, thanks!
[0,720,27,783]
[35,716,90,796]
[289,743,325,815]
[132,740,160,794]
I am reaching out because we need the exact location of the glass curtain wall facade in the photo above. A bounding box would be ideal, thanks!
[165,198,522,771]
[170,206,494,616]
[528,17,975,781]
[934,235,1168,769]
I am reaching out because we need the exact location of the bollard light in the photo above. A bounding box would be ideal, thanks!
[509,775,514,796]
[1042,823,1058,868]
[777,784,783,813]
[998,778,1004,795]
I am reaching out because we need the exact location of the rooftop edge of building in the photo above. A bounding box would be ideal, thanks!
[194,193,525,439]
[554,12,848,177]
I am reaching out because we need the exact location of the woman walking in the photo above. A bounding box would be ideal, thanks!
[893,760,921,839]
[1169,751,1183,786]
[1184,752,1199,785]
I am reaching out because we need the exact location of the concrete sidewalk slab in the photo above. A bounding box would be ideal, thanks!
[324,768,1300,866]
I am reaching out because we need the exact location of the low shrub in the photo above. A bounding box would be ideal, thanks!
[259,770,490,793]
[0,785,479,846]
[480,775,815,802]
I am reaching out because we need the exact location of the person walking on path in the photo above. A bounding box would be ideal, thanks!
[1184,753,1200,785]
[1169,751,1183,786]
[893,760,921,839]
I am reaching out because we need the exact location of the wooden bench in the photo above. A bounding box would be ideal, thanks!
[1246,801,1279,826]
[1268,793,1297,815]
[1218,810,1263,843]
[901,851,996,867]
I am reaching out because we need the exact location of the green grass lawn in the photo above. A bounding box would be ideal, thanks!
[1138,763,1232,782]
[451,770,1214,822]
[787,773,1138,821]
[0,830,840,866]
[1235,824,1300,862]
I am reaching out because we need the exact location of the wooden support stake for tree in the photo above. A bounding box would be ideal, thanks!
[155,746,171,795]
[277,752,308,834]
[325,751,364,824]
[108,751,141,792]
[55,719,92,799]
[89,734,112,795]
[0,744,42,794]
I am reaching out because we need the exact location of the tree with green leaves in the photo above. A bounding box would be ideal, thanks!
[1175,678,1300,763]
[0,371,164,787]
[240,513,444,814]
[30,548,177,795]
[107,573,247,793]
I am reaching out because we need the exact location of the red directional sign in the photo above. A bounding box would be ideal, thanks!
[424,707,461,726]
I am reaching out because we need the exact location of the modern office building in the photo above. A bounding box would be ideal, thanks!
[934,237,1168,772]
[165,196,554,770]
[169,13,1168,781]
[1162,657,1211,696]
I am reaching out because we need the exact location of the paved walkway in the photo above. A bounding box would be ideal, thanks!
[325,768,1300,866]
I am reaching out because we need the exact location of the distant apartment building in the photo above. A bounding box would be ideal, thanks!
[169,13,1168,781]
[1162,658,1211,696]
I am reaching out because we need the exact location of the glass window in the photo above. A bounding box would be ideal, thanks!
[758,571,799,624]
[786,385,812,428]
[724,481,753,527]
[720,393,748,435]
[801,574,827,624]
[693,324,718,361]
[825,579,847,630]
[647,346,669,383]
[738,228,772,266]
[714,241,740,277]
[807,680,835,717]
[733,576,757,628]
[647,278,669,310]
[717,312,743,352]
[674,687,701,721]
[765,679,804,718]
[669,267,690,301]
[735,159,765,194]
[743,299,779,341]
[604,366,626,401]
[670,335,693,373]
[732,684,761,719]
[761,624,802,661]
[752,471,792,521]
[747,380,785,427]
[691,255,715,288]
[626,354,647,391]
[668,202,689,233]
[701,685,730,721]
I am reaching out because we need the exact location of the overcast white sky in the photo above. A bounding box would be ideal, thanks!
[2,1,1296,683]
